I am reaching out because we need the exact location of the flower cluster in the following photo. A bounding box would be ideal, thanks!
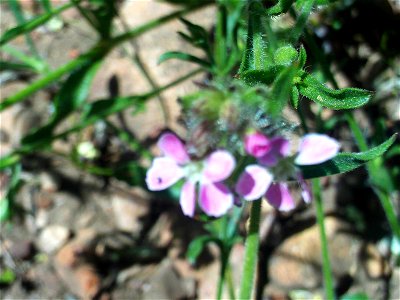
[146,131,340,217]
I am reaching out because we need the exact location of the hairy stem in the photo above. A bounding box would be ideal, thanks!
[312,179,336,300]
[239,200,262,299]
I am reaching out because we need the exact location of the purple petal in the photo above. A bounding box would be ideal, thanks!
[297,173,312,204]
[258,137,290,167]
[295,134,340,165]
[244,132,272,157]
[146,157,184,191]
[265,183,296,211]
[199,183,233,217]
[180,180,196,217]
[158,133,190,164]
[202,150,236,183]
[235,165,273,201]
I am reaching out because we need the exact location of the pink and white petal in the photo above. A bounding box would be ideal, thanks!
[180,180,197,217]
[146,157,184,191]
[297,173,312,204]
[157,133,190,164]
[258,137,290,167]
[258,153,279,167]
[271,137,291,157]
[244,132,272,157]
[199,183,233,217]
[202,150,236,182]
[265,183,296,212]
[235,165,273,201]
[295,134,340,165]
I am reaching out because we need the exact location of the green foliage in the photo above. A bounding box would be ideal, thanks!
[0,2,72,46]
[0,164,21,222]
[239,0,268,73]
[187,235,219,264]
[0,268,17,285]
[268,66,297,116]
[340,293,370,300]
[297,73,372,110]
[21,60,102,148]
[267,0,296,16]
[274,45,298,66]
[299,134,397,179]
[158,51,211,69]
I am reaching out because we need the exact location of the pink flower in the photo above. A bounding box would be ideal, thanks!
[244,132,290,167]
[146,133,236,218]
[236,132,340,211]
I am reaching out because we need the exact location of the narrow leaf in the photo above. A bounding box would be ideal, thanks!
[300,134,397,179]
[267,0,296,15]
[268,66,296,116]
[21,60,102,146]
[290,86,300,108]
[158,51,211,68]
[297,73,372,110]
[0,60,37,72]
[241,66,284,86]
[0,2,73,46]
[0,154,20,170]
[187,235,218,264]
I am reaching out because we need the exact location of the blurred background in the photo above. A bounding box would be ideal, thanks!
[0,0,399,299]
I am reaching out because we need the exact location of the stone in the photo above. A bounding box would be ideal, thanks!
[9,240,35,260]
[362,243,391,278]
[37,225,70,253]
[268,217,360,290]
[142,259,196,300]
[111,193,148,232]
[39,172,60,193]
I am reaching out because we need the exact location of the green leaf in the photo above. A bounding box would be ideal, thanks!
[299,134,397,179]
[298,45,307,69]
[1,164,21,222]
[0,2,73,46]
[274,45,298,66]
[340,292,370,300]
[239,1,268,73]
[0,268,16,284]
[290,0,315,42]
[2,45,48,73]
[268,66,297,116]
[267,0,296,15]
[158,51,211,68]
[0,154,20,170]
[21,60,102,146]
[179,18,212,59]
[297,73,372,110]
[240,66,284,86]
[187,235,219,264]
[0,60,37,72]
[290,86,300,108]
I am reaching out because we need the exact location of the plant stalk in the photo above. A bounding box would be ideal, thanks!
[312,179,336,300]
[239,199,262,299]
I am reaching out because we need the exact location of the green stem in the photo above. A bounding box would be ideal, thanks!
[239,200,262,299]
[226,263,236,300]
[0,2,209,112]
[217,247,229,300]
[312,179,336,300]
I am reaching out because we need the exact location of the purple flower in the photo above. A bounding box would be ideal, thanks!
[146,133,236,218]
[236,132,340,211]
